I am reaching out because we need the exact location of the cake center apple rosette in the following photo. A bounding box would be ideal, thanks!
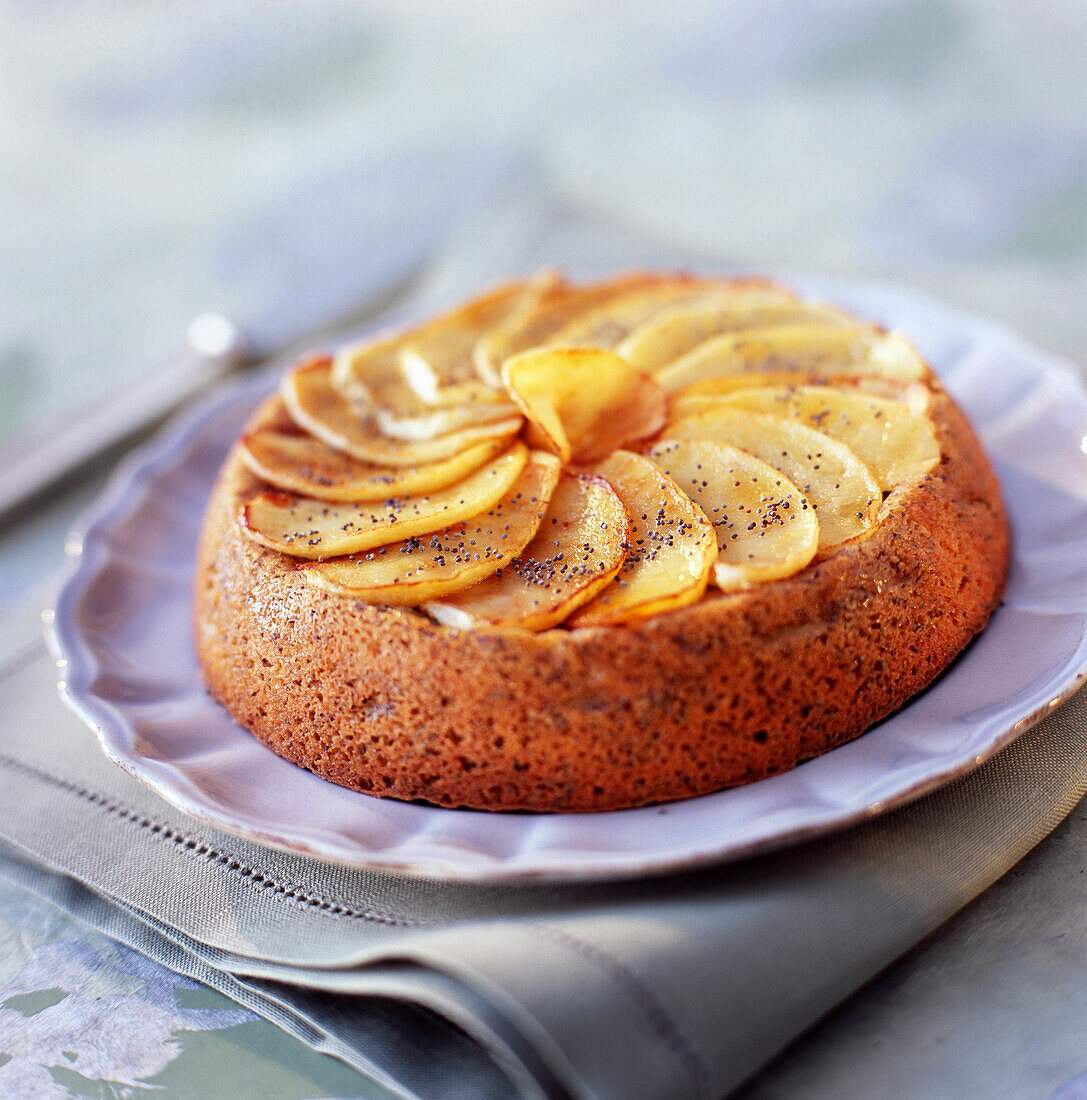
[236,274,941,630]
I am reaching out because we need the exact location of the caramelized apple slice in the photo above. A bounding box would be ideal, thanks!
[282,358,522,466]
[239,443,528,560]
[665,409,881,548]
[473,273,675,388]
[654,324,927,392]
[351,345,522,442]
[331,276,561,398]
[708,386,940,490]
[326,338,402,403]
[373,382,520,442]
[848,377,932,416]
[424,472,629,630]
[238,430,508,502]
[670,373,933,421]
[616,297,849,371]
[398,354,524,435]
[670,370,832,420]
[398,348,514,408]
[327,280,545,437]
[542,282,742,350]
[302,452,561,602]
[502,348,666,464]
[645,439,819,591]
[405,272,564,389]
[398,347,457,404]
[570,450,716,626]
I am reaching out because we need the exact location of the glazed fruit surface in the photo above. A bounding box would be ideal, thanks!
[236,274,941,630]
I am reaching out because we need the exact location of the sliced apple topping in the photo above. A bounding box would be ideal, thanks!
[326,337,403,405]
[669,374,934,425]
[239,442,528,560]
[570,450,716,626]
[409,275,563,382]
[238,430,509,502]
[424,472,629,630]
[301,451,561,602]
[542,282,738,350]
[397,347,453,404]
[501,348,666,464]
[282,358,522,466]
[675,371,926,401]
[665,409,881,548]
[670,370,839,416]
[331,277,561,400]
[372,379,520,442]
[238,275,946,622]
[397,348,513,408]
[326,281,540,437]
[704,386,940,490]
[654,324,927,392]
[616,296,850,371]
[858,377,932,417]
[473,273,673,388]
[645,439,819,591]
[349,345,523,442]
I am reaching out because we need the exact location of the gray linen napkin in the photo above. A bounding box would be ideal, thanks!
[1,603,1086,1100]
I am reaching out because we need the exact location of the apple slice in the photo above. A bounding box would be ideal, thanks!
[501,347,666,464]
[301,451,561,602]
[616,297,850,371]
[669,373,933,422]
[398,350,523,430]
[541,282,745,351]
[402,272,564,389]
[327,279,549,435]
[373,381,520,442]
[654,324,927,392]
[341,346,521,443]
[569,450,716,626]
[331,276,562,398]
[398,347,457,404]
[238,429,509,502]
[707,386,940,490]
[473,273,675,388]
[239,442,528,560]
[398,348,514,408]
[282,358,522,466]
[424,472,629,630]
[670,370,838,420]
[665,408,881,548]
[645,439,819,591]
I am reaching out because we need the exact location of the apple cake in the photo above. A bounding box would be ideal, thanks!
[195,273,1009,811]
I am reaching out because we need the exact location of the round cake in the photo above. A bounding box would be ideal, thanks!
[195,273,1009,811]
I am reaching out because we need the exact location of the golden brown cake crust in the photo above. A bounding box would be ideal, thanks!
[195,379,1009,811]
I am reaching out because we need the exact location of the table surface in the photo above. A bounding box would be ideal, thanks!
[2,2,1086,1097]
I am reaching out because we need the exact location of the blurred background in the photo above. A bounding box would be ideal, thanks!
[1,4,1086,1095]
[2,0,1085,515]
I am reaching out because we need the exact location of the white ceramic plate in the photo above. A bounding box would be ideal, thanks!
[51,278,1087,881]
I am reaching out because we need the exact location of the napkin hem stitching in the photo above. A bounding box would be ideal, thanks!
[0,751,424,928]
[532,921,711,1099]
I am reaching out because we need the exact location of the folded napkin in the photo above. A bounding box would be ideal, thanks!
[1,597,1085,1100]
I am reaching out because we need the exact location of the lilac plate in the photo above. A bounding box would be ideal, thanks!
[50,278,1087,881]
